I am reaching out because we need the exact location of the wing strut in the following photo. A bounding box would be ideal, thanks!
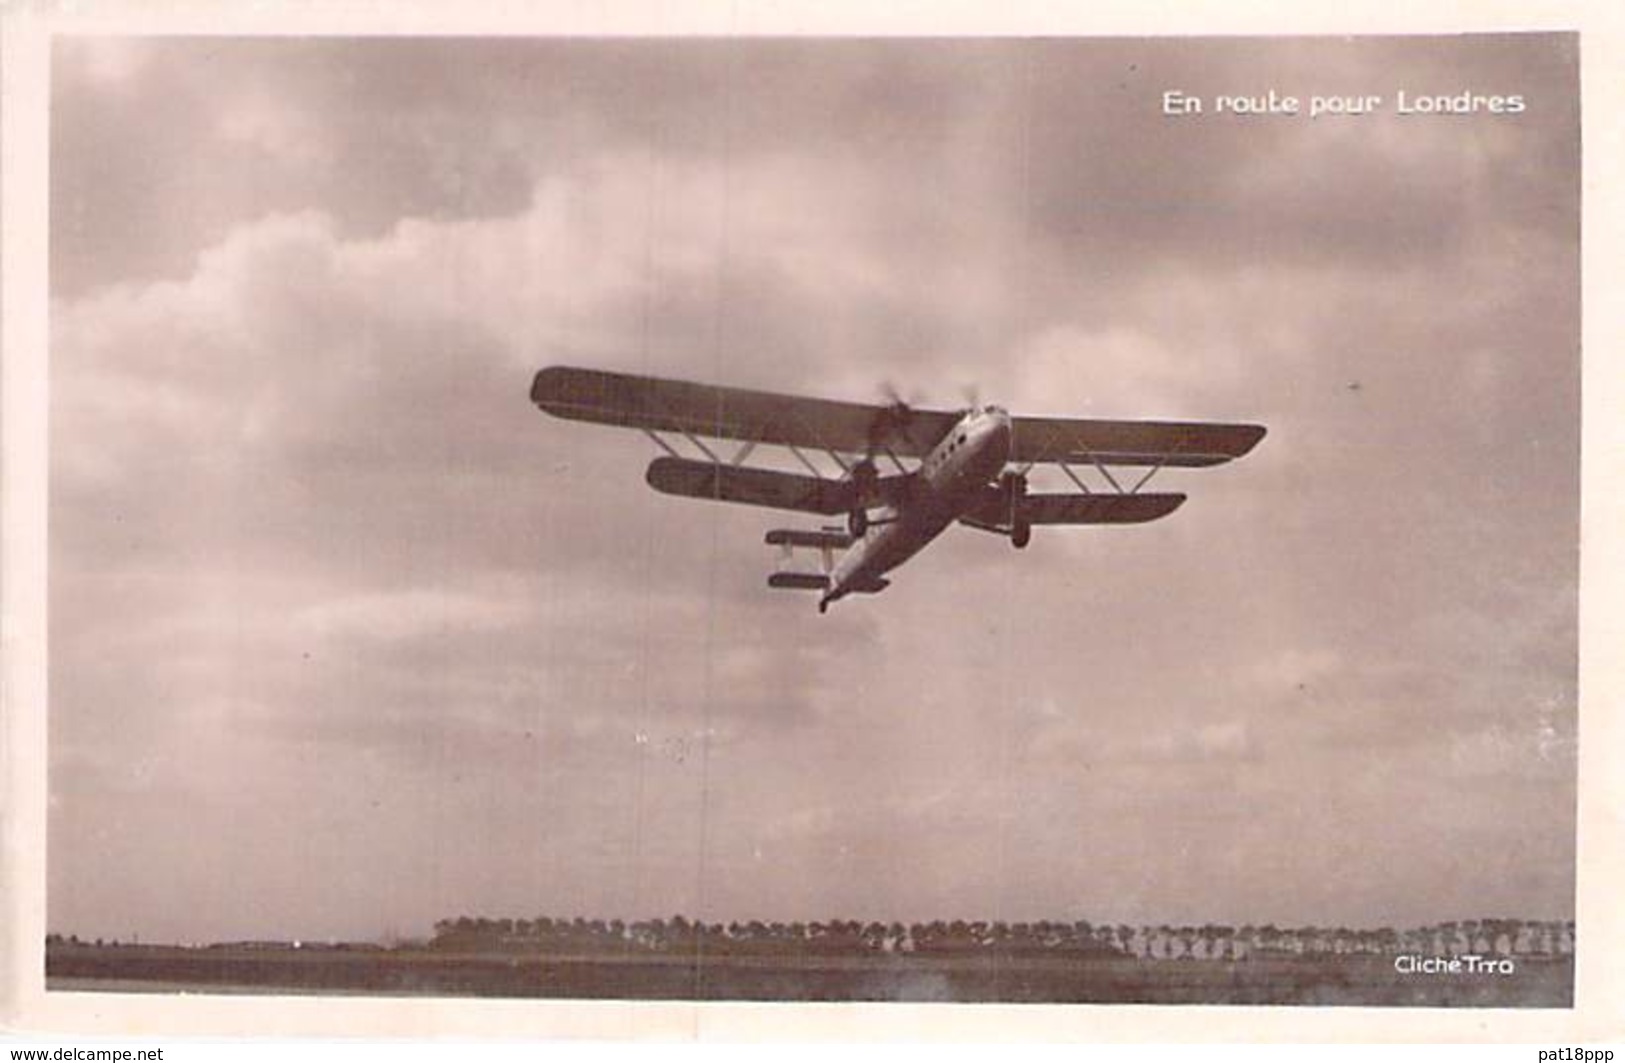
[1052,429,1190,497]
[642,429,682,459]
[1130,456,1168,494]
[1084,451,1126,494]
[1058,462,1093,495]
[788,445,825,478]
[1127,431,1186,493]
[679,429,721,464]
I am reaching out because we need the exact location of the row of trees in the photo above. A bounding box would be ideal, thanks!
[429,915,1577,961]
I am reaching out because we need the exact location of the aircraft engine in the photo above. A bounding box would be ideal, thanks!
[851,459,880,502]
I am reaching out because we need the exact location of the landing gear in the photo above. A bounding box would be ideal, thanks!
[847,459,878,540]
[1002,471,1030,549]
[818,599,829,615]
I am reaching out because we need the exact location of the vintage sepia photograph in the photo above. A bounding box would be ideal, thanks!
[36,30,1579,1012]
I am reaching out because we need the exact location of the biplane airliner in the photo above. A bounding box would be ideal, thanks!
[531,366,1265,613]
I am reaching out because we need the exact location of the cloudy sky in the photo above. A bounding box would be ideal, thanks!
[48,35,1578,945]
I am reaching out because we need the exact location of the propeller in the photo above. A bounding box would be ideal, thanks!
[868,381,925,458]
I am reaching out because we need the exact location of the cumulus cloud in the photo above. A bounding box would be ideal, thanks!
[48,35,1577,944]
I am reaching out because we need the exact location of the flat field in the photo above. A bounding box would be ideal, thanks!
[45,943,1571,1006]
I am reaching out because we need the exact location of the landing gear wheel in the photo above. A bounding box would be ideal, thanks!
[818,599,829,615]
[1003,471,1030,549]
[848,508,869,537]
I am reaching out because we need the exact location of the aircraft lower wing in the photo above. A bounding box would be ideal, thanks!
[533,365,956,457]
[1010,416,1266,468]
[647,457,914,514]
[962,489,1187,527]
[644,457,852,515]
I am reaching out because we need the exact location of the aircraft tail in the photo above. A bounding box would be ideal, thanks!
[768,572,831,591]
[766,525,850,592]
[764,528,854,550]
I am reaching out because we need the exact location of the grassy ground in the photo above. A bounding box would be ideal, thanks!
[45,942,1572,1006]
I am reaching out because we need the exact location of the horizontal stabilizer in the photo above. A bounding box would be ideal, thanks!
[647,457,852,515]
[765,528,854,550]
[768,572,831,591]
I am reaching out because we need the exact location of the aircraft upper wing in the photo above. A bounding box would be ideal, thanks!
[531,365,957,458]
[534,365,1265,468]
[1009,415,1266,468]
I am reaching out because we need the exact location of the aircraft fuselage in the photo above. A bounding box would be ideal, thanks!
[823,405,1012,610]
